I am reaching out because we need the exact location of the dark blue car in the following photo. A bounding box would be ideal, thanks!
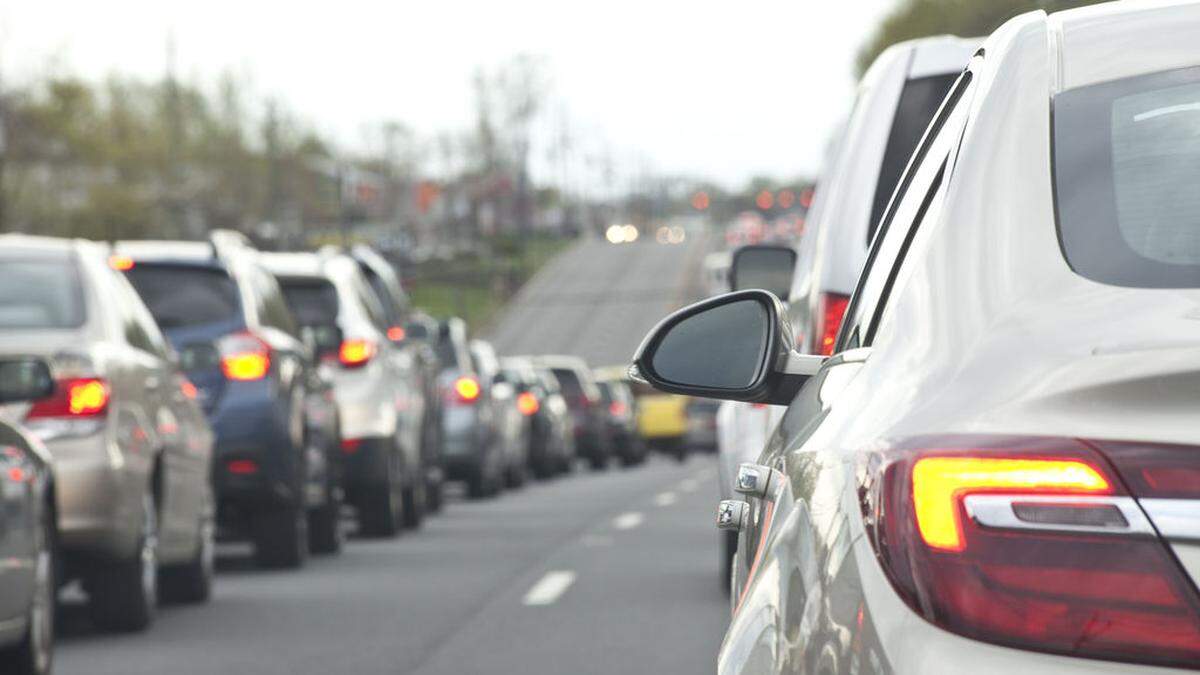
[116,236,341,568]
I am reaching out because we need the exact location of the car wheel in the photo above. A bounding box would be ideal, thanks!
[253,503,308,569]
[506,461,528,489]
[87,492,158,632]
[425,478,444,513]
[359,455,403,537]
[2,499,55,675]
[401,473,425,530]
[160,512,214,603]
[588,454,608,471]
[308,482,344,555]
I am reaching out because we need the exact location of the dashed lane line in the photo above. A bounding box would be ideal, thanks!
[522,570,577,606]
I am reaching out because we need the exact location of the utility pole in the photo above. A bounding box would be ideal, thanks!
[164,31,184,239]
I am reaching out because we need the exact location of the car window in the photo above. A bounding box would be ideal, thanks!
[360,263,407,325]
[279,278,341,327]
[839,70,974,352]
[251,267,298,336]
[0,252,86,329]
[125,264,241,330]
[113,270,170,358]
[1055,66,1200,287]
[869,73,961,243]
[351,274,387,330]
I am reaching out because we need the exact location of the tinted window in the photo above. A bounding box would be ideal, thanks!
[125,264,240,329]
[1055,67,1200,287]
[251,269,297,335]
[594,381,614,404]
[869,73,959,243]
[551,368,585,400]
[279,279,340,327]
[0,254,86,329]
[435,338,462,370]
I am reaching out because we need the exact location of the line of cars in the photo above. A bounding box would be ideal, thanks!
[0,231,648,675]
[634,1,1200,673]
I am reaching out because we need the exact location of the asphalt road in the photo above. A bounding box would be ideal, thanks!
[56,456,729,675]
[489,234,711,368]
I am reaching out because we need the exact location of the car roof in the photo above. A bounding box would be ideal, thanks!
[1051,0,1200,92]
[535,355,591,371]
[115,240,219,263]
[0,233,101,256]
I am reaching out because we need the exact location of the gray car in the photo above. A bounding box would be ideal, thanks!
[634,2,1200,673]
[0,358,57,675]
[0,236,215,633]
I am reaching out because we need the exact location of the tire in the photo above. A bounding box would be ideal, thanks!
[505,461,528,489]
[2,500,55,675]
[358,447,404,537]
[401,476,425,530]
[467,461,502,500]
[87,493,157,632]
[588,454,608,471]
[253,503,308,569]
[425,478,444,514]
[160,512,214,604]
[308,492,343,555]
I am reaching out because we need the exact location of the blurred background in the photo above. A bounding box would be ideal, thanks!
[0,0,1098,332]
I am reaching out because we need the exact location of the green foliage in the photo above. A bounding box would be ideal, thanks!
[856,0,1104,76]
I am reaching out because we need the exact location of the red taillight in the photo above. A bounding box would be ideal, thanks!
[813,292,849,356]
[338,339,376,368]
[218,332,271,381]
[860,435,1200,668]
[180,379,198,400]
[517,391,540,416]
[26,378,110,419]
[226,459,259,475]
[451,377,480,403]
[341,438,362,454]
[608,401,627,417]
[109,255,135,271]
[386,326,406,341]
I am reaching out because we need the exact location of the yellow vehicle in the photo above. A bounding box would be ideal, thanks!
[631,382,690,460]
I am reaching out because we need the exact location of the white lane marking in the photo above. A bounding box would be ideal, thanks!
[613,511,645,530]
[523,570,577,606]
[678,478,698,493]
[654,492,678,507]
[580,534,613,547]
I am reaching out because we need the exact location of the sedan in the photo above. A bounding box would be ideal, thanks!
[633,3,1200,673]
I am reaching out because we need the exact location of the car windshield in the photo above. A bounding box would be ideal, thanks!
[868,73,960,243]
[1055,66,1200,287]
[0,253,86,329]
[279,278,341,327]
[124,264,240,329]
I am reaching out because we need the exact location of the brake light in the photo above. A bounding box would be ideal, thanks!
[517,391,540,416]
[813,292,849,356]
[608,401,627,417]
[341,438,362,454]
[27,378,111,418]
[386,326,406,341]
[453,377,480,402]
[338,339,376,368]
[218,332,271,381]
[227,459,259,475]
[180,379,198,400]
[108,255,135,271]
[860,435,1200,668]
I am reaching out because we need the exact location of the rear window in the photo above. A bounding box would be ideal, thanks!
[869,73,959,243]
[594,381,613,404]
[279,278,340,326]
[125,264,240,329]
[435,338,462,370]
[0,254,86,329]
[1056,67,1200,287]
[551,368,584,399]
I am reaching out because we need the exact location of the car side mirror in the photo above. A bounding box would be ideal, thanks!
[730,245,797,301]
[0,358,55,404]
[629,290,823,406]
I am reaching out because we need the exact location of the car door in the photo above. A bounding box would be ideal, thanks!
[722,66,978,675]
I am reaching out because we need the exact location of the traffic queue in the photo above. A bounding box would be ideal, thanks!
[0,231,691,675]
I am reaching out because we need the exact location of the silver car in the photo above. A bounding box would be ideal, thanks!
[633,2,1200,672]
[261,251,427,536]
[0,236,214,633]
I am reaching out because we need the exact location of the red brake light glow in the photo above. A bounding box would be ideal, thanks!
[108,255,135,271]
[517,391,540,416]
[218,332,271,381]
[454,377,481,402]
[26,378,110,419]
[341,438,362,454]
[338,339,376,368]
[227,459,259,475]
[608,401,627,417]
[814,292,849,356]
[386,326,406,341]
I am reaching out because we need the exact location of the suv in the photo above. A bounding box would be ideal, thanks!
[117,237,334,568]
[0,235,215,631]
[470,340,527,489]
[350,247,445,513]
[498,357,573,478]
[435,319,505,498]
[538,356,610,470]
[261,251,426,535]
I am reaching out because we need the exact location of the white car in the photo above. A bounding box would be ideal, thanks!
[635,1,1200,672]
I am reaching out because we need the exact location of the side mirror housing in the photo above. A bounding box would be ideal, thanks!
[629,290,823,406]
[0,358,55,404]
[730,245,797,301]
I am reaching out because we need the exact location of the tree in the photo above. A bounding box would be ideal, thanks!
[856,0,1103,76]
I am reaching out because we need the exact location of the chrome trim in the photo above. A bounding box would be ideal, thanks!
[717,500,749,532]
[1140,499,1200,542]
[734,463,778,499]
[964,495,1155,536]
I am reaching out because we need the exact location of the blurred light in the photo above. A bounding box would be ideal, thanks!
[339,339,376,368]
[517,391,540,416]
[777,190,796,209]
[799,187,815,209]
[227,459,259,475]
[68,379,109,415]
[668,226,686,244]
[606,224,625,244]
[180,380,199,400]
[341,439,362,454]
[756,190,774,210]
[109,255,135,271]
[455,376,481,401]
[656,226,671,244]
[387,326,406,341]
[691,191,710,211]
[621,224,639,242]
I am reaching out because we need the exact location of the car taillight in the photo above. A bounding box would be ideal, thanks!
[609,401,627,417]
[813,292,849,356]
[108,255,135,271]
[859,435,1200,669]
[26,378,110,418]
[218,332,271,381]
[386,326,406,341]
[446,376,480,404]
[517,391,540,416]
[338,339,376,368]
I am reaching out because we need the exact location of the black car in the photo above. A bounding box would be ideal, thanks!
[595,378,646,467]
[0,358,57,675]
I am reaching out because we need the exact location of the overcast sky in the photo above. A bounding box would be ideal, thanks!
[0,1,896,188]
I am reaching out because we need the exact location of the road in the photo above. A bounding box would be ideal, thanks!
[56,456,729,675]
[489,235,711,367]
